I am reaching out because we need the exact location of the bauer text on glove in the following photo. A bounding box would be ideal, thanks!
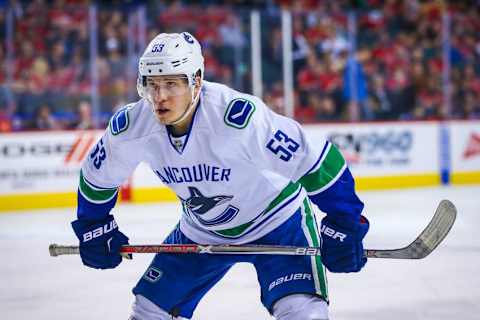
[71,215,130,269]
[320,215,369,273]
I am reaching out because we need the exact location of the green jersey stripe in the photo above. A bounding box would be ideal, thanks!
[213,220,253,237]
[79,171,118,204]
[307,163,346,197]
[264,181,300,213]
[298,143,346,194]
[214,182,301,238]
[301,198,329,300]
[305,141,331,175]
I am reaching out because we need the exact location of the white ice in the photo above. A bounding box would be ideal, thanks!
[1,185,479,320]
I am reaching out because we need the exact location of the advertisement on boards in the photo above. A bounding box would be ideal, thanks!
[304,122,440,176]
[450,121,480,172]
[0,131,101,194]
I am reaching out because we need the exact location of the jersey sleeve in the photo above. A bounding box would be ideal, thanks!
[77,117,142,221]
[246,99,363,222]
[298,142,364,223]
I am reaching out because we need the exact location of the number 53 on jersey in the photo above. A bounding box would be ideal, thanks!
[266,130,300,162]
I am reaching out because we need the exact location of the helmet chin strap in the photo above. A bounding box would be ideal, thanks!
[167,84,201,126]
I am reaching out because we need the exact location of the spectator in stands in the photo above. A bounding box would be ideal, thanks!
[366,74,392,120]
[315,94,338,121]
[14,56,50,117]
[32,103,59,130]
[263,81,285,115]
[263,27,284,88]
[297,52,324,92]
[386,67,416,119]
[412,77,442,120]
[71,100,94,130]
[291,17,310,73]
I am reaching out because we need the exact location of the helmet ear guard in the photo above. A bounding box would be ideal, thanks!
[136,76,147,98]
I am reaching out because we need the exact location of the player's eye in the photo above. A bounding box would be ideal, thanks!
[166,81,178,88]
[146,82,157,89]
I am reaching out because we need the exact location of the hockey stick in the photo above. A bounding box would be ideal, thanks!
[364,199,456,259]
[49,199,456,259]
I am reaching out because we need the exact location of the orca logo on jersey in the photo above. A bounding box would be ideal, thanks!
[183,186,232,214]
[179,186,240,227]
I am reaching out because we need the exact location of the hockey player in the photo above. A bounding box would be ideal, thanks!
[71,32,369,320]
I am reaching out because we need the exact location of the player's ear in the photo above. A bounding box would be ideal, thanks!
[194,70,202,89]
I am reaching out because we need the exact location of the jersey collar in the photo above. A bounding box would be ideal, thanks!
[166,96,202,155]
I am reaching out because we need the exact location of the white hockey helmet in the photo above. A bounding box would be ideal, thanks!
[137,32,204,98]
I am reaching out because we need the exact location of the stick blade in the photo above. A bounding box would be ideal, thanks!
[413,199,457,259]
[365,199,457,259]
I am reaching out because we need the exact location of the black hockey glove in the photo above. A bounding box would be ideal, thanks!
[71,215,130,269]
[320,215,369,273]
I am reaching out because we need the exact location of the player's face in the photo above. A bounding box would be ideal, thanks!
[145,75,192,124]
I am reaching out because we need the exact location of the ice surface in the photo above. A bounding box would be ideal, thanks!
[0,186,479,320]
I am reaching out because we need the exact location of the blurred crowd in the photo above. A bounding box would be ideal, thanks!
[287,0,480,123]
[0,0,479,132]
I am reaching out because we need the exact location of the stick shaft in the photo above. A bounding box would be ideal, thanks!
[49,244,322,256]
[49,200,456,259]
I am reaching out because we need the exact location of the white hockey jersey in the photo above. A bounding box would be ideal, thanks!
[79,81,355,244]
